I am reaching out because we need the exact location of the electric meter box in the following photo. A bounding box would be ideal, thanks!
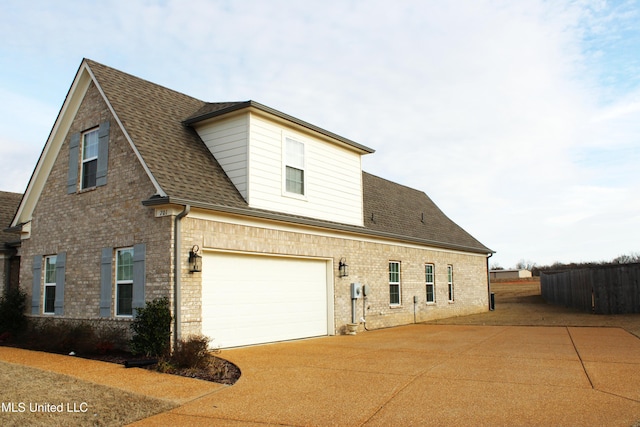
[350,282,362,299]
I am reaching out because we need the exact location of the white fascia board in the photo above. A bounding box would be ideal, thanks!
[12,64,92,227]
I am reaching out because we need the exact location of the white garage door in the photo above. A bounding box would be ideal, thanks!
[201,252,329,348]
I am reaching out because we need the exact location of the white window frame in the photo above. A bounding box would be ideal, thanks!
[81,128,99,189]
[43,255,57,315]
[115,247,134,317]
[283,136,306,198]
[425,263,435,304]
[389,261,401,306]
[447,265,454,302]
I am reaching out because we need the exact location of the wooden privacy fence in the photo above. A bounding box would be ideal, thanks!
[540,263,640,314]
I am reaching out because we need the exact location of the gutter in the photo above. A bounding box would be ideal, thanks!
[183,100,376,154]
[173,204,190,349]
[143,196,494,256]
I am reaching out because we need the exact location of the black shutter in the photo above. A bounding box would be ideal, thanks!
[67,133,80,193]
[132,243,146,316]
[96,121,110,187]
[31,255,42,314]
[54,252,66,315]
[100,248,112,317]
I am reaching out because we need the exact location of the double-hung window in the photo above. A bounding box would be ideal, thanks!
[81,128,99,189]
[285,138,305,195]
[447,265,454,302]
[68,121,110,193]
[425,264,435,303]
[116,248,134,316]
[43,256,57,314]
[389,261,401,305]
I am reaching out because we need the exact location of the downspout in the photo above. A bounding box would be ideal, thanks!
[487,252,493,310]
[174,205,190,350]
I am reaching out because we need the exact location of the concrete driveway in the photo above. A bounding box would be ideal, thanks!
[1,324,639,426]
[131,324,640,426]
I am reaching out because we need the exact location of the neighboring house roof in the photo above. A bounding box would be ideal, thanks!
[13,59,492,255]
[0,191,22,247]
[490,269,530,273]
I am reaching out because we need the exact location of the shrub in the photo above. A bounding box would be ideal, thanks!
[95,324,127,354]
[170,335,211,369]
[17,319,128,355]
[20,319,69,353]
[0,287,27,336]
[61,322,97,354]
[130,297,172,358]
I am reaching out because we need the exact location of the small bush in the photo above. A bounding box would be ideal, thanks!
[17,319,127,355]
[130,297,172,358]
[20,319,71,353]
[170,335,211,369]
[95,324,126,354]
[0,287,27,336]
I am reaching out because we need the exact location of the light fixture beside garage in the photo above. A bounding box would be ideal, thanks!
[338,258,349,278]
[188,245,202,273]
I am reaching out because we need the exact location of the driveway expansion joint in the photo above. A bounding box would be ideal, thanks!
[566,326,595,389]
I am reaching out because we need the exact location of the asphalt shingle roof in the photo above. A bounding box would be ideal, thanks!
[87,60,246,208]
[0,191,22,247]
[86,60,491,254]
[363,173,489,252]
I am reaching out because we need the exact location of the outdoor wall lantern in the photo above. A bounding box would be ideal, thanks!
[188,245,202,273]
[338,258,349,278]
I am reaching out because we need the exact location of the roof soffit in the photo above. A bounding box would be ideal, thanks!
[186,101,375,155]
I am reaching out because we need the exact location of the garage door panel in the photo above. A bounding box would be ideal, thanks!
[202,252,328,348]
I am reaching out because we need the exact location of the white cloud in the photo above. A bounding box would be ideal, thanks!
[0,0,638,267]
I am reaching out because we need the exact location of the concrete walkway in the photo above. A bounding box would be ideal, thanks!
[3,324,640,426]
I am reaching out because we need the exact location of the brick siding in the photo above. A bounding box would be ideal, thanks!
[179,213,489,337]
[19,82,173,332]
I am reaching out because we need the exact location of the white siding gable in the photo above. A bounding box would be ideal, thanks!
[195,114,249,199]
[193,111,364,227]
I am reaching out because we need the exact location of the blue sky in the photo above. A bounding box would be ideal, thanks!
[1,0,638,268]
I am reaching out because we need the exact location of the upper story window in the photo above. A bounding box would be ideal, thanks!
[67,121,110,194]
[285,137,305,195]
[81,128,99,189]
[389,261,401,306]
[43,255,57,314]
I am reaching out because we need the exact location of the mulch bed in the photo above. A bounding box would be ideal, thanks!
[84,350,241,385]
[0,342,241,385]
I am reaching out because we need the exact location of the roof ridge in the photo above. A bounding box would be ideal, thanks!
[362,171,427,195]
[84,58,206,104]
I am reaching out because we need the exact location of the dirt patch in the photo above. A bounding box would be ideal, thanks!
[428,280,640,338]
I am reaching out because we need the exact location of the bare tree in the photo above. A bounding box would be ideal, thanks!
[515,259,536,270]
[612,252,640,264]
[490,262,503,270]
